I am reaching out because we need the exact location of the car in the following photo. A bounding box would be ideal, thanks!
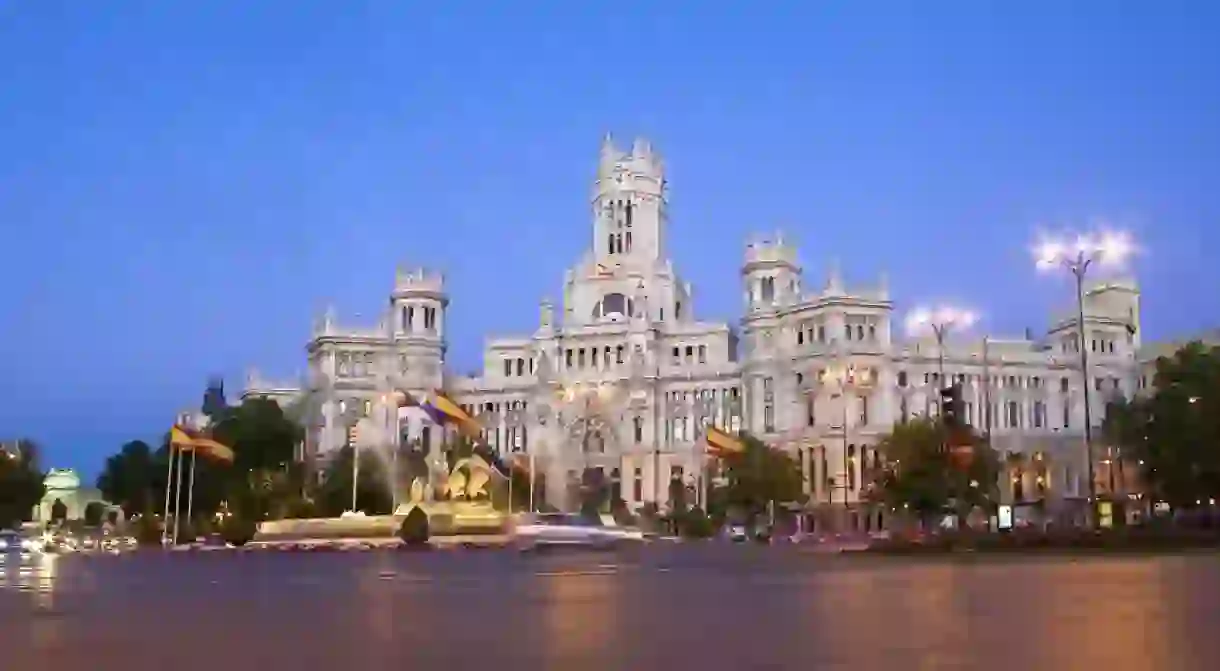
[726,524,749,542]
[0,530,44,554]
[513,513,642,551]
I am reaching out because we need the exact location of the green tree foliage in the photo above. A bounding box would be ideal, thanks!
[1104,341,1220,508]
[83,501,105,527]
[211,397,302,474]
[99,394,307,524]
[0,439,46,529]
[315,446,393,516]
[677,506,715,538]
[97,440,162,517]
[871,418,1001,524]
[715,433,805,519]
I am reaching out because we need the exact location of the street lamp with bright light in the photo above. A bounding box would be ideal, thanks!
[1032,228,1138,526]
[905,306,977,384]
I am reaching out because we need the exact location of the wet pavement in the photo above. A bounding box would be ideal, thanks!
[3,545,1219,670]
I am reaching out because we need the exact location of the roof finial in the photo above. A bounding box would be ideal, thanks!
[826,259,843,294]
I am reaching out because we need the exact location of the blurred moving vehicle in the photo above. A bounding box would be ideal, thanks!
[513,513,644,551]
[0,529,44,554]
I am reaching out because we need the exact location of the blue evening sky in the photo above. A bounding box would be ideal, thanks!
[2,1,1217,476]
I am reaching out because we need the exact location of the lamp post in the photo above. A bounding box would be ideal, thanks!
[503,403,528,512]
[1034,230,1136,525]
[338,399,363,513]
[821,363,873,528]
[905,306,977,409]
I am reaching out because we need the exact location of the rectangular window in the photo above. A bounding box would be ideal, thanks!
[633,468,643,501]
[697,345,707,364]
[503,359,513,377]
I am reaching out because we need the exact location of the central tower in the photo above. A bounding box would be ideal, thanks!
[592,134,667,267]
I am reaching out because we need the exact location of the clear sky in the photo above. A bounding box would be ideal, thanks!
[2,1,1217,476]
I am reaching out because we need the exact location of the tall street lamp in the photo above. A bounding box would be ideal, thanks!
[1034,230,1136,524]
[905,306,977,402]
[822,363,873,526]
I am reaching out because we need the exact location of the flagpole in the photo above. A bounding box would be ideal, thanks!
[185,448,197,529]
[529,453,536,512]
[351,446,360,513]
[172,444,186,545]
[161,443,176,546]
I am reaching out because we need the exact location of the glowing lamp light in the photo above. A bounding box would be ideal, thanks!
[904,306,977,337]
[1034,229,1137,273]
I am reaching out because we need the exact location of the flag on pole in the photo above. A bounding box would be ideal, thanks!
[704,425,745,457]
[170,425,235,463]
[399,389,512,477]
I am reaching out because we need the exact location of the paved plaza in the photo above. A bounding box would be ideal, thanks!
[4,545,1219,670]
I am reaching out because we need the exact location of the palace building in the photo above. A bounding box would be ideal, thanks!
[245,135,1148,528]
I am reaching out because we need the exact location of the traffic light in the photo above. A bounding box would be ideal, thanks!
[940,383,964,428]
[346,424,360,447]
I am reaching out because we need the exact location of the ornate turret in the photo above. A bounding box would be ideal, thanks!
[743,232,802,311]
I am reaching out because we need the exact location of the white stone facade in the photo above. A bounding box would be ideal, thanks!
[245,136,1154,519]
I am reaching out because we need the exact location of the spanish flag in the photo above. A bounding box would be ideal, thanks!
[395,389,462,431]
[170,425,235,463]
[428,390,484,440]
[705,425,745,457]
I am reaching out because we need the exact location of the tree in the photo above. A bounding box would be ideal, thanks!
[97,440,160,517]
[1104,341,1220,509]
[50,498,68,523]
[211,397,302,474]
[714,433,805,521]
[83,502,105,527]
[315,447,393,517]
[0,439,46,529]
[209,397,304,519]
[870,418,1001,527]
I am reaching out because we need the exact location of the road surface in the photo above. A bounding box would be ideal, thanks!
[3,544,1218,670]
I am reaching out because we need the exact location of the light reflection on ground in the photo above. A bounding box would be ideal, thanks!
[3,547,1219,671]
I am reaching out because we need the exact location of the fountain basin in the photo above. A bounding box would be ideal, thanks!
[255,503,509,542]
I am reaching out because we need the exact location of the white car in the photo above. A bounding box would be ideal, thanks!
[513,513,643,550]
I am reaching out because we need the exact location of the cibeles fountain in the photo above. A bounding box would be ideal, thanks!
[254,337,645,544]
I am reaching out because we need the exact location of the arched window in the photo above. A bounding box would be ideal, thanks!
[592,293,633,320]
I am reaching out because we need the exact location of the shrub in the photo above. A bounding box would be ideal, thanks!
[221,517,258,547]
[173,522,198,545]
[679,507,715,539]
[398,506,431,547]
[134,515,164,547]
